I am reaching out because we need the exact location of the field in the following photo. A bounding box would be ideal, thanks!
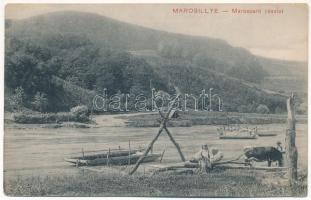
[4,113,308,196]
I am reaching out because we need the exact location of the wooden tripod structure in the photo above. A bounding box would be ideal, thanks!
[129,92,186,175]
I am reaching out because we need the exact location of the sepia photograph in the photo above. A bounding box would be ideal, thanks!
[3,3,308,197]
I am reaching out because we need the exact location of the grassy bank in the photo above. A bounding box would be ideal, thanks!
[13,113,91,124]
[125,111,307,127]
[4,169,307,197]
[12,105,91,124]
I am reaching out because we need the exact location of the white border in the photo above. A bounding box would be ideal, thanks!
[0,1,309,200]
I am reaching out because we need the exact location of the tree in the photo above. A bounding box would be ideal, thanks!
[32,92,48,112]
[70,105,90,121]
[296,102,307,114]
[9,86,25,112]
[5,51,38,94]
[237,105,249,113]
[130,82,145,96]
[275,106,285,114]
[256,104,270,114]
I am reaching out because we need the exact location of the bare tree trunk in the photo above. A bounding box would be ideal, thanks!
[285,94,298,185]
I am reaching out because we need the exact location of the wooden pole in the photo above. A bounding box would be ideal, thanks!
[129,124,166,175]
[160,148,166,163]
[157,95,185,161]
[128,140,131,166]
[285,94,298,184]
[129,93,182,175]
[90,104,94,121]
[106,148,110,166]
[156,95,185,161]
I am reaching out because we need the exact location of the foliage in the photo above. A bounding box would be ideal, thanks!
[157,38,267,84]
[256,104,270,114]
[5,33,167,112]
[296,102,307,115]
[5,13,288,113]
[31,92,48,112]
[70,105,90,120]
[237,105,249,113]
[8,87,25,111]
[13,111,90,124]
[274,106,285,114]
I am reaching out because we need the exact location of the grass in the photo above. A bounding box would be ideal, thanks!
[4,168,307,197]
[124,111,307,127]
[12,111,91,124]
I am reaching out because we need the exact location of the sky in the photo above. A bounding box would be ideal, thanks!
[5,4,308,62]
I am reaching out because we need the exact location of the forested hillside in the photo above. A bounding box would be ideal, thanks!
[5,11,306,114]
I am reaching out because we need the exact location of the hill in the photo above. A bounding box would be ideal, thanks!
[5,11,306,113]
[7,11,307,86]
[257,57,307,94]
[7,11,268,83]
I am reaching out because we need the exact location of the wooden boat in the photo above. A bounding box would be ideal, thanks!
[65,149,161,166]
[69,148,142,159]
[257,133,277,137]
[219,135,257,139]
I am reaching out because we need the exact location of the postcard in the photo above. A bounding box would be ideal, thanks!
[3,3,308,197]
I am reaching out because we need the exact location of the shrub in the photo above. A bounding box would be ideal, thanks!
[8,86,25,111]
[256,104,270,114]
[13,109,90,124]
[70,105,90,121]
[296,103,307,114]
[237,105,249,113]
[31,92,48,112]
[13,113,74,124]
[275,106,285,114]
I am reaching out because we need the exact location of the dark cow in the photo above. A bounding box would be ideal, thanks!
[244,146,283,167]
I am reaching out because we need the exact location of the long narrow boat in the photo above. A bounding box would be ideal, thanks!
[257,133,277,137]
[65,149,161,166]
[219,135,257,139]
[69,148,142,160]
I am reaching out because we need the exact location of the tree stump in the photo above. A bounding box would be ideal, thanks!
[285,94,298,188]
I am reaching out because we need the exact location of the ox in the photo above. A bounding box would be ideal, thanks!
[244,146,284,167]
